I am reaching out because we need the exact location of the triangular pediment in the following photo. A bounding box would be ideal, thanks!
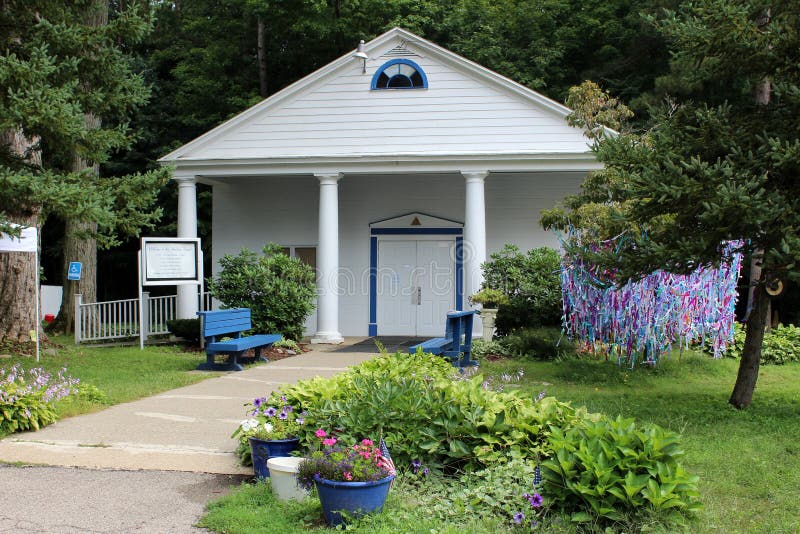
[160,28,591,165]
[370,212,462,229]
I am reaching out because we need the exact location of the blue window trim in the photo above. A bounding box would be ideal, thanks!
[370,58,428,90]
[368,227,463,336]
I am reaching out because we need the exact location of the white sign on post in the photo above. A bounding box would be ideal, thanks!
[138,237,203,349]
[0,226,37,252]
[141,238,202,286]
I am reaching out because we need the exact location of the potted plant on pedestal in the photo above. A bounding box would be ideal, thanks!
[232,397,305,478]
[470,288,509,340]
[297,430,396,526]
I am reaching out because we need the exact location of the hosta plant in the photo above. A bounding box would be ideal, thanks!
[541,415,701,526]
[0,365,79,434]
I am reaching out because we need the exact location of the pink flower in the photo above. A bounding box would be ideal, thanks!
[315,429,327,438]
[343,471,353,481]
[322,437,337,446]
[361,438,373,446]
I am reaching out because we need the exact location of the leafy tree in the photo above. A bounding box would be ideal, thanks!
[0,1,166,343]
[543,2,800,408]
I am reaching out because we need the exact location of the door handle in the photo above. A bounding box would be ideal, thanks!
[411,287,422,305]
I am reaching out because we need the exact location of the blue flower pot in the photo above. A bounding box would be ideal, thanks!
[248,436,300,478]
[314,475,395,526]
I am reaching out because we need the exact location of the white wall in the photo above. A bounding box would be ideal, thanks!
[189,41,589,160]
[212,171,585,336]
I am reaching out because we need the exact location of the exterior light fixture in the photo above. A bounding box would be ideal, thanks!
[353,40,368,74]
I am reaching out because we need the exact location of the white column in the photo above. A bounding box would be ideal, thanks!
[463,171,488,311]
[175,175,199,319]
[312,173,344,344]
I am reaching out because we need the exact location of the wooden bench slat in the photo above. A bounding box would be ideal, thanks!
[407,310,478,369]
[196,308,281,371]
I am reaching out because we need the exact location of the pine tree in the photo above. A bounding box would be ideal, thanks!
[0,1,166,343]
[544,2,800,408]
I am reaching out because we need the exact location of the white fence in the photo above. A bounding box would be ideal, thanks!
[74,292,213,344]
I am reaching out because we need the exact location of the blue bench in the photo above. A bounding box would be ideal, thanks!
[409,310,478,368]
[196,308,281,371]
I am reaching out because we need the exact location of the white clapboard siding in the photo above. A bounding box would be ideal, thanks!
[165,29,590,162]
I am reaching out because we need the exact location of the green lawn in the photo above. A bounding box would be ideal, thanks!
[485,352,800,533]
[200,351,800,533]
[0,335,211,425]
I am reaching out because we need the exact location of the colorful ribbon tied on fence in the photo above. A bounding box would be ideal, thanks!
[558,235,743,367]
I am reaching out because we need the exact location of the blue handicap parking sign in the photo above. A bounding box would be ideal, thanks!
[67,261,82,281]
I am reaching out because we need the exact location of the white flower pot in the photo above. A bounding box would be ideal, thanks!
[480,308,498,339]
[266,456,308,501]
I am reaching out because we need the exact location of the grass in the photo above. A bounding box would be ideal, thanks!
[200,349,800,533]
[0,334,211,427]
[486,352,800,533]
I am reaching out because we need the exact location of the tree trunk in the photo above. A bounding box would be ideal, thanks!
[55,218,98,335]
[257,16,267,98]
[52,1,107,334]
[0,130,47,345]
[729,283,769,409]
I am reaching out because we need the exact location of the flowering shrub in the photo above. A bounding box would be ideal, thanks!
[296,431,395,490]
[0,365,79,434]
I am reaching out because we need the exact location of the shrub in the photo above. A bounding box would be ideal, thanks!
[207,243,316,341]
[469,288,509,308]
[273,351,585,472]
[471,339,512,359]
[541,415,701,526]
[481,245,562,335]
[502,327,577,361]
[166,318,201,343]
[272,338,301,352]
[0,365,80,434]
[405,458,546,528]
[699,323,800,364]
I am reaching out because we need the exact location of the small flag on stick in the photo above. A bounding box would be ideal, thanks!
[378,437,396,476]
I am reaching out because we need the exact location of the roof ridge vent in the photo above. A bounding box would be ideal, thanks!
[381,41,420,58]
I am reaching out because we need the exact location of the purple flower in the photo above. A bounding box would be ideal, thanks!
[422,467,429,476]
[296,416,305,425]
[283,405,293,413]
[279,411,288,420]
[523,493,544,508]
[411,459,422,469]
[253,397,262,408]
[512,511,525,524]
[264,407,277,417]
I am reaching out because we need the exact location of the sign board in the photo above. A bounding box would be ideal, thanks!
[0,225,37,252]
[140,237,202,286]
[67,261,82,281]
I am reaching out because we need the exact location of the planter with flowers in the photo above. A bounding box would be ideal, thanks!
[232,397,306,478]
[469,288,509,340]
[297,430,396,526]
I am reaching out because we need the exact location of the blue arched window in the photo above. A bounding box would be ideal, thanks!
[371,59,428,90]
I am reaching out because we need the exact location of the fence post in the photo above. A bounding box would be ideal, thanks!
[74,293,82,344]
[142,291,150,343]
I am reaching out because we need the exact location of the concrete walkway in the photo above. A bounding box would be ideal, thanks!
[0,339,381,474]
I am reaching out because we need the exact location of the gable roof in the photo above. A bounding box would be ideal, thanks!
[160,27,595,173]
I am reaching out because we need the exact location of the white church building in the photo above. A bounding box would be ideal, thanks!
[160,27,599,342]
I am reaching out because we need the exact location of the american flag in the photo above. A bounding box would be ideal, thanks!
[377,437,396,476]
